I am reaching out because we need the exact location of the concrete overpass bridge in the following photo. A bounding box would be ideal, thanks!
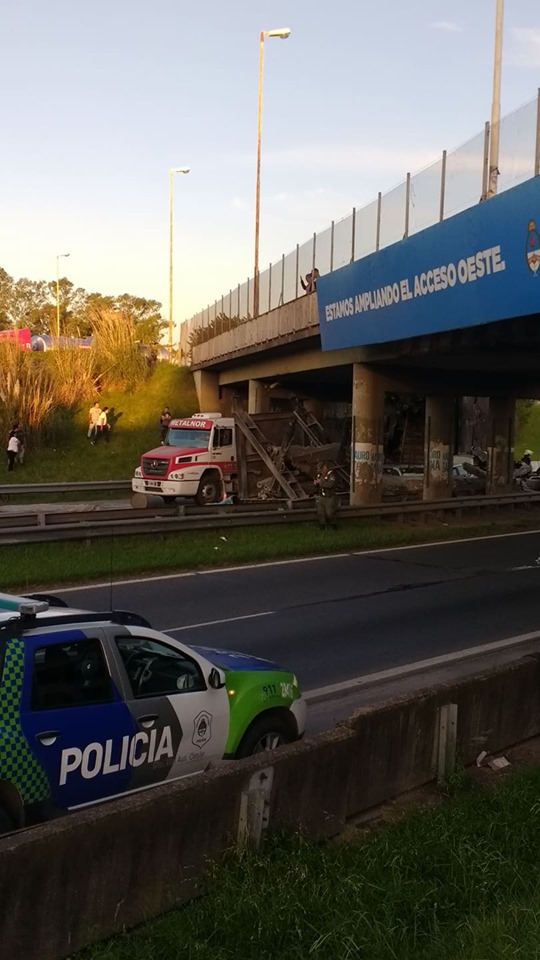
[182,94,540,504]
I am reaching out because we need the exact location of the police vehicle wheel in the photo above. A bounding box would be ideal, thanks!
[0,806,14,835]
[195,474,221,505]
[235,715,294,758]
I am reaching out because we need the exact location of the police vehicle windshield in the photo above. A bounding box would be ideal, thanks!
[167,428,210,449]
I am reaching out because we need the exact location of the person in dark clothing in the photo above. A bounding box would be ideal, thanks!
[300,267,320,294]
[314,460,338,530]
[13,423,25,464]
[160,407,172,443]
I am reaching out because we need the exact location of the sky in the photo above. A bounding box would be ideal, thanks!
[1,0,539,332]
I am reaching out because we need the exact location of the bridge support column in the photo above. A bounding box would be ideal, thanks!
[219,386,237,417]
[192,370,220,413]
[248,380,271,415]
[486,397,515,493]
[423,396,454,500]
[350,364,385,505]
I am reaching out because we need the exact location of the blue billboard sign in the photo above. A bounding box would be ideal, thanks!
[317,177,540,351]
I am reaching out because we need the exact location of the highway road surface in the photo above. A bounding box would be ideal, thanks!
[56,529,540,733]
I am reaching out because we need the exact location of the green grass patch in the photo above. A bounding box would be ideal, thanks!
[4,515,540,592]
[79,766,540,960]
[516,400,540,456]
[2,364,197,487]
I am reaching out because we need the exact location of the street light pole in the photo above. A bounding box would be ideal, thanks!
[168,167,190,362]
[55,253,70,339]
[253,27,291,319]
[488,0,504,198]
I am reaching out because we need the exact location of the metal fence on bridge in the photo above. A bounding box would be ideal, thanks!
[181,93,540,362]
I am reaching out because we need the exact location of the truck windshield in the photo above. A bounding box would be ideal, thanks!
[166,428,210,449]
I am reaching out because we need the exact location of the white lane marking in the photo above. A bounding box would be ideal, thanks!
[165,611,275,633]
[304,630,540,703]
[57,527,540,594]
[352,527,540,558]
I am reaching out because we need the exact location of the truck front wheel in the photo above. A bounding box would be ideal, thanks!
[195,473,222,505]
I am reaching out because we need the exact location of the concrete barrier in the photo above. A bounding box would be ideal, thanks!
[2,655,540,960]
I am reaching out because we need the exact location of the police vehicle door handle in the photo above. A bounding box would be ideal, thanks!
[36,730,61,745]
[137,714,158,729]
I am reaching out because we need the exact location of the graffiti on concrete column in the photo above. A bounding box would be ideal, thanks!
[354,443,384,486]
[429,444,450,478]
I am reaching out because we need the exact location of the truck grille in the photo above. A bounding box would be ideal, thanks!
[142,457,169,477]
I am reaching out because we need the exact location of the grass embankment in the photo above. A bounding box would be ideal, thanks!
[4,515,540,592]
[2,363,197,487]
[516,401,540,454]
[80,766,540,960]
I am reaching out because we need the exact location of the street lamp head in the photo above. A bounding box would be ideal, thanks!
[265,27,291,39]
[57,252,70,258]
[172,167,190,174]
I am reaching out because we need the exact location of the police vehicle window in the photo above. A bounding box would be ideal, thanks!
[32,638,113,711]
[115,636,205,698]
[167,428,210,449]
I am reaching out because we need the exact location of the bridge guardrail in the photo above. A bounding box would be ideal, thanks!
[182,94,540,366]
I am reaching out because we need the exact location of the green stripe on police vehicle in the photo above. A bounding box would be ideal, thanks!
[225,668,301,757]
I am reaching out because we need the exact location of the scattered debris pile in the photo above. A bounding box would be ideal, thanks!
[234,402,349,501]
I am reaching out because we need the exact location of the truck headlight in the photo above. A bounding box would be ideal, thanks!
[134,468,142,478]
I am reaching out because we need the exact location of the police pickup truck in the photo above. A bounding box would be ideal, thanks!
[0,592,305,832]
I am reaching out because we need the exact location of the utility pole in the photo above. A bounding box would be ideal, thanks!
[487,0,504,198]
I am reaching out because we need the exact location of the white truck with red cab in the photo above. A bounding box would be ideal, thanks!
[132,413,237,505]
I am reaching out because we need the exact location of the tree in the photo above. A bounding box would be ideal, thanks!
[0,268,14,330]
[46,279,89,337]
[10,277,50,333]
[115,294,166,344]
[516,399,535,440]
[0,266,167,346]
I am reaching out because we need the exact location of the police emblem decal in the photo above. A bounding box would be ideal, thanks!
[526,220,540,275]
[192,711,212,749]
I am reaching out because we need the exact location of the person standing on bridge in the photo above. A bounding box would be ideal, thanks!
[300,267,320,295]
[314,460,338,530]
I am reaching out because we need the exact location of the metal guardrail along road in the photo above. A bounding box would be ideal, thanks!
[1,492,540,545]
[0,481,130,502]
